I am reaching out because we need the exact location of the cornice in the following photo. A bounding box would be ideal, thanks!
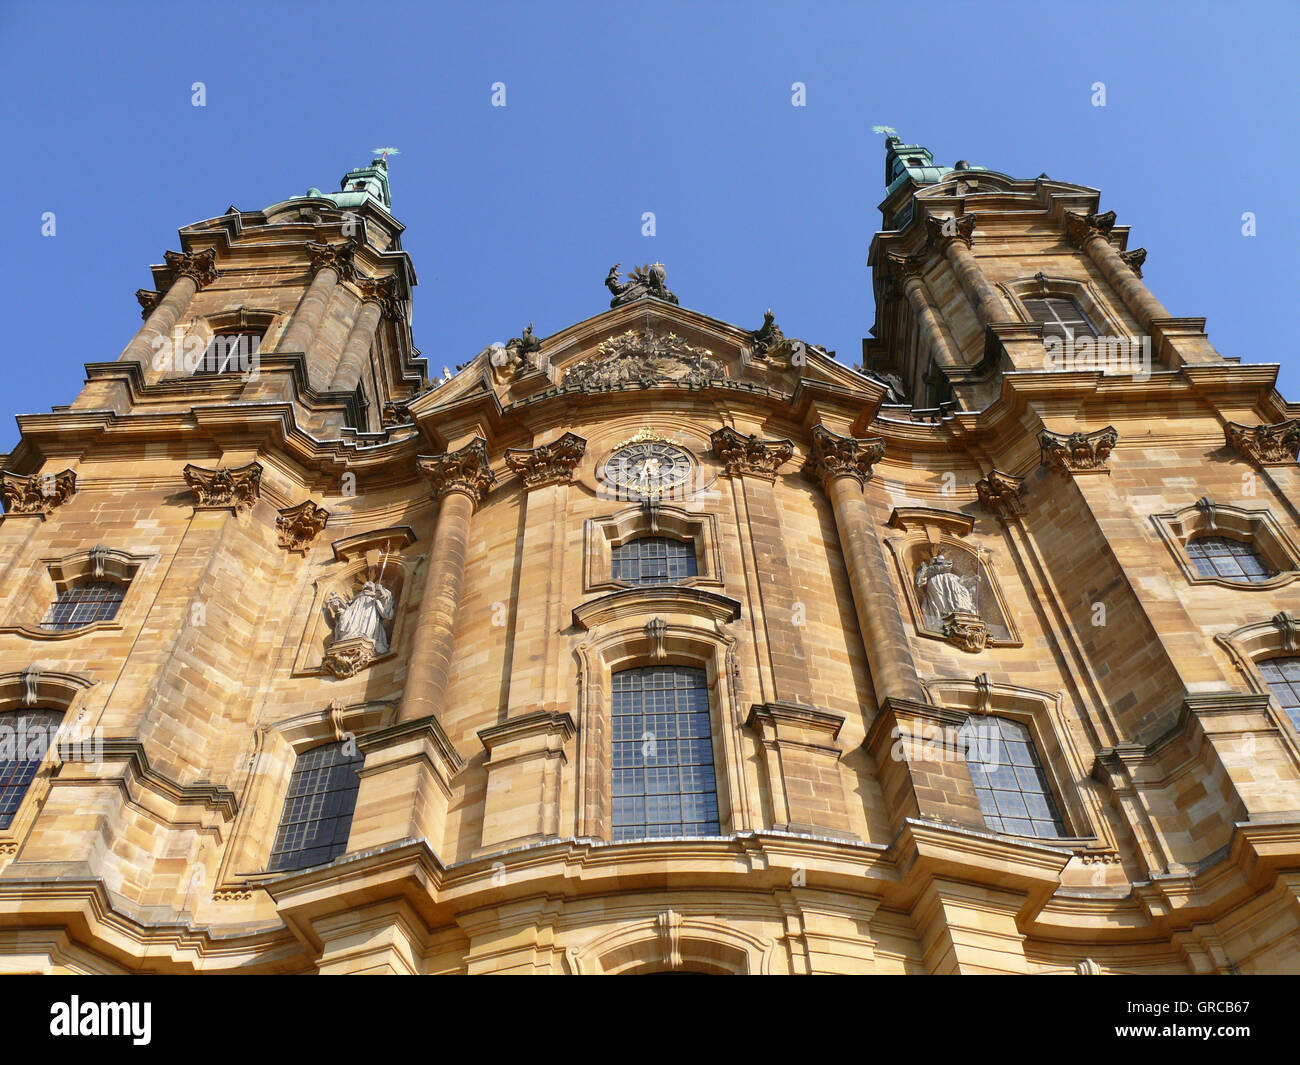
[572,586,742,631]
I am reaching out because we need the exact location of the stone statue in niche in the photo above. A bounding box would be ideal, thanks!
[322,580,395,677]
[915,553,988,653]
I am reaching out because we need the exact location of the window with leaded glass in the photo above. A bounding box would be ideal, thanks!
[964,716,1067,839]
[611,537,697,587]
[1024,297,1097,343]
[611,666,720,841]
[0,709,62,829]
[269,741,364,872]
[1260,658,1300,733]
[40,581,126,632]
[1186,535,1274,583]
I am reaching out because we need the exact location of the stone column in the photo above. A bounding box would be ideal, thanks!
[888,253,961,371]
[329,277,399,393]
[118,249,219,371]
[1066,211,1170,327]
[398,439,495,723]
[278,241,356,356]
[925,214,1012,325]
[804,426,923,707]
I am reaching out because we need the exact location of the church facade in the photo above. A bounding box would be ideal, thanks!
[2,139,1299,974]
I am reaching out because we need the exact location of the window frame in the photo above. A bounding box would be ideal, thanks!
[39,580,127,633]
[963,714,1070,840]
[610,535,700,588]
[1153,498,1300,591]
[584,504,723,593]
[267,739,365,873]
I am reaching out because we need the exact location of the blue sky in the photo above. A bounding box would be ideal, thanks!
[1,1,1296,451]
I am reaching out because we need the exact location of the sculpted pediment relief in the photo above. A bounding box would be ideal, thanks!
[562,327,726,390]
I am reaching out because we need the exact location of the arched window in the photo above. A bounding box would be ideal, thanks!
[269,741,364,872]
[1023,297,1097,343]
[1260,658,1300,733]
[611,537,698,587]
[40,580,126,632]
[1187,535,1274,583]
[963,716,1067,839]
[611,666,719,840]
[0,709,63,829]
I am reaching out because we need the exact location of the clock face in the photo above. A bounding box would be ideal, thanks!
[603,441,693,498]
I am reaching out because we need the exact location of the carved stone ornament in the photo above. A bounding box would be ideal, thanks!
[604,262,678,307]
[307,240,358,282]
[417,438,496,506]
[19,665,41,706]
[1273,611,1300,654]
[747,310,789,361]
[320,636,378,679]
[276,500,330,551]
[1039,426,1118,474]
[563,328,724,391]
[491,323,545,383]
[656,909,684,970]
[504,432,586,489]
[1064,210,1117,249]
[887,250,928,283]
[924,212,977,250]
[803,425,886,490]
[0,468,77,515]
[975,469,1026,518]
[356,274,402,319]
[163,248,220,290]
[646,617,668,661]
[1120,247,1147,278]
[1225,419,1300,466]
[942,611,989,653]
[136,288,161,320]
[182,461,263,511]
[382,400,412,426]
[710,426,793,480]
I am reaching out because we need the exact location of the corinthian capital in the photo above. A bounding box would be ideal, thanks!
[1225,419,1300,466]
[182,461,263,510]
[307,240,358,282]
[1064,210,1117,249]
[1039,426,1118,474]
[164,248,220,290]
[504,432,587,489]
[803,425,886,490]
[356,274,403,320]
[710,426,794,480]
[1120,247,1147,278]
[136,288,161,320]
[975,469,1026,518]
[0,468,77,516]
[418,438,496,505]
[887,250,929,284]
[924,213,977,251]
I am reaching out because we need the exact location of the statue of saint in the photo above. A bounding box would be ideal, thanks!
[325,581,395,653]
[605,262,678,307]
[915,554,977,618]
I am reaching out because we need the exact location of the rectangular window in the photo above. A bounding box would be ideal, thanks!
[611,666,720,841]
[195,332,263,375]
[1024,298,1097,343]
[269,742,364,872]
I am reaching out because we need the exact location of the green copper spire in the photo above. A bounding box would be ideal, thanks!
[328,157,393,211]
[882,133,984,195]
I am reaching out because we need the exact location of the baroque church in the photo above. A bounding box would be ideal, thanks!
[1,137,1299,974]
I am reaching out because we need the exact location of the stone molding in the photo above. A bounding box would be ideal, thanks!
[0,468,76,516]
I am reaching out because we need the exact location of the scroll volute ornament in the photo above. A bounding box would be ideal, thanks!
[1225,419,1300,466]
[710,426,793,480]
[0,469,77,515]
[1039,426,1118,474]
[136,288,161,319]
[276,500,330,552]
[182,461,263,511]
[975,469,1026,518]
[163,248,220,289]
[417,438,496,506]
[504,432,586,489]
[803,425,886,490]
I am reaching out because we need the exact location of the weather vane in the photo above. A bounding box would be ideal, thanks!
[372,146,401,161]
[871,125,897,137]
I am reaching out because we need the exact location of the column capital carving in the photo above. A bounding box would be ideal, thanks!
[276,499,330,552]
[710,426,794,480]
[307,240,358,282]
[974,469,1026,518]
[182,461,263,511]
[136,288,161,320]
[0,468,77,516]
[417,438,496,505]
[357,274,404,320]
[163,248,220,290]
[1039,426,1118,474]
[504,432,586,489]
[924,212,977,250]
[1064,210,1117,249]
[887,250,929,283]
[803,425,886,490]
[1120,247,1147,278]
[1225,419,1300,466]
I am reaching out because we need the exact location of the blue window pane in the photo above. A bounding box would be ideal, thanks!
[41,581,126,632]
[611,537,698,587]
[610,666,720,840]
[0,709,63,829]
[1261,658,1300,734]
[964,717,1067,839]
[1186,536,1274,584]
